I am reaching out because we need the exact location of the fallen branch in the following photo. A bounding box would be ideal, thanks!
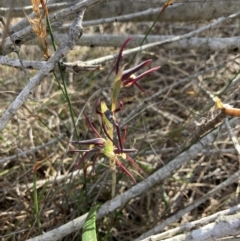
[29,34,240,51]
[0,56,102,72]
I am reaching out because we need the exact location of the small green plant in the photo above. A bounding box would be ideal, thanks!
[71,37,160,197]
[82,205,99,241]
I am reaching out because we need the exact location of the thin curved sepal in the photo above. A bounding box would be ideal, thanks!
[75,152,90,169]
[121,59,152,81]
[126,155,143,173]
[115,37,132,75]
[84,112,101,138]
[122,65,161,92]
[115,158,136,182]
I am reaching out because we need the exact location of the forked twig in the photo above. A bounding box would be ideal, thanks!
[0,9,85,131]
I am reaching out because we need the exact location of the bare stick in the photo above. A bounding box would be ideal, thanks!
[0,56,102,72]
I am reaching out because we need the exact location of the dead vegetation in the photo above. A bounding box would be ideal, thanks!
[1,1,240,241]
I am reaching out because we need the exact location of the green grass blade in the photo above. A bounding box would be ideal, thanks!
[130,0,172,65]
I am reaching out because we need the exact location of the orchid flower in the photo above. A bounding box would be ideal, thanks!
[112,37,161,110]
[116,37,161,92]
[70,38,160,196]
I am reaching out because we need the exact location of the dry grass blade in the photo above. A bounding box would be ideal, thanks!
[27,0,50,58]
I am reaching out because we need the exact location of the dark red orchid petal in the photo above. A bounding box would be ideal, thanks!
[75,152,89,169]
[121,76,146,92]
[126,155,143,172]
[95,99,103,116]
[101,117,123,152]
[113,101,123,114]
[121,126,127,145]
[123,66,161,87]
[134,82,146,92]
[121,59,152,81]
[115,122,123,151]
[115,158,136,182]
[102,121,115,143]
[122,66,160,92]
[116,37,132,75]
[84,112,101,138]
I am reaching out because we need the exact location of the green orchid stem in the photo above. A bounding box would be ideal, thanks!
[111,166,116,198]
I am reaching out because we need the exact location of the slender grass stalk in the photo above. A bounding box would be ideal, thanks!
[130,0,172,65]
[33,173,41,233]
[46,12,79,138]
